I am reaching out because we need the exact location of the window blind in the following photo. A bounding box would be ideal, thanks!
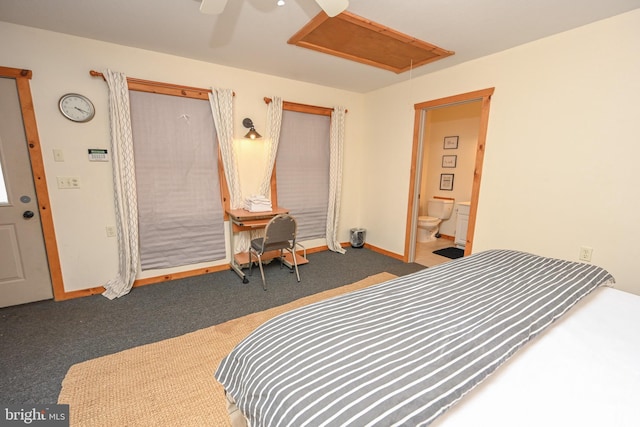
[129,91,226,270]
[275,110,330,241]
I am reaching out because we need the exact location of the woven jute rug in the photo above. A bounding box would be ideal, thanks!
[58,272,396,427]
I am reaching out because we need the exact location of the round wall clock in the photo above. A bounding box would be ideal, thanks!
[58,93,95,122]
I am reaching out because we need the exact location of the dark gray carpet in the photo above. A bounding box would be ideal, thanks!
[0,248,424,405]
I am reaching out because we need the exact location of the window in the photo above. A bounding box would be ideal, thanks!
[275,109,331,240]
[0,159,7,204]
[129,91,226,270]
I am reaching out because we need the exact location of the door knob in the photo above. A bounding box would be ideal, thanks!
[23,210,35,219]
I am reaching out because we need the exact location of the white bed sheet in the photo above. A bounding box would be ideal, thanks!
[431,286,640,426]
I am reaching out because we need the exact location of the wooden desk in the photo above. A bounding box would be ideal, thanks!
[226,207,308,283]
[227,207,290,232]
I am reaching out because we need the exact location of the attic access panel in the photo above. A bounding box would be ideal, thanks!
[288,11,454,74]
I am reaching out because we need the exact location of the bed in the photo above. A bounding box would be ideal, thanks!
[214,249,639,426]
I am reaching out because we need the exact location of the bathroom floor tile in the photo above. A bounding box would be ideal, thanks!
[415,238,459,267]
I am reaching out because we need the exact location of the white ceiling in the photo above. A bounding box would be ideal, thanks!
[2,0,639,93]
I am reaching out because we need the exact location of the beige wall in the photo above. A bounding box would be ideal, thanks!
[363,10,640,295]
[3,8,640,296]
[0,22,366,292]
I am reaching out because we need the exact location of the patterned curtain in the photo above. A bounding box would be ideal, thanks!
[102,69,140,299]
[258,96,283,197]
[208,88,250,253]
[208,89,241,208]
[326,106,346,253]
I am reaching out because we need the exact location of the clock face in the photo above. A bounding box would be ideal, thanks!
[59,93,95,122]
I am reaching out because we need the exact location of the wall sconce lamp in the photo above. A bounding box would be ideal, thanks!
[243,118,262,139]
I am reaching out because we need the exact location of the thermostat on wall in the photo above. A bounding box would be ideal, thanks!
[88,149,109,162]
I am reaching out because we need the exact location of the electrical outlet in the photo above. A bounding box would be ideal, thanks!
[579,246,593,262]
[106,226,116,237]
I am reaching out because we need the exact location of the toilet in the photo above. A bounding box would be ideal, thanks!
[417,199,454,242]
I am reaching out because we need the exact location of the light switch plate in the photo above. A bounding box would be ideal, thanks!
[53,149,64,162]
[57,176,80,189]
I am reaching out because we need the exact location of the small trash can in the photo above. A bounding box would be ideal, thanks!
[350,228,366,248]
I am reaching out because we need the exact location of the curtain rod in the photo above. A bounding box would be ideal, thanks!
[264,97,347,115]
[89,70,234,98]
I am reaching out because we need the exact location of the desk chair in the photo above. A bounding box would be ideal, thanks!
[248,214,301,290]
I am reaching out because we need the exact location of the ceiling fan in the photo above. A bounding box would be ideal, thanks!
[200,0,349,17]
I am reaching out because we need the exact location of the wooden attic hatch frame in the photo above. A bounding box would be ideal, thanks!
[288,11,454,74]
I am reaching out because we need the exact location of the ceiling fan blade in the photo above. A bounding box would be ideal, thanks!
[200,0,228,15]
[315,0,349,17]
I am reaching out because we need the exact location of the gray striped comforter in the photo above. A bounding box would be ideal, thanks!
[215,250,614,426]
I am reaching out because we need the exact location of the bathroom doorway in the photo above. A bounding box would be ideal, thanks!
[404,88,494,263]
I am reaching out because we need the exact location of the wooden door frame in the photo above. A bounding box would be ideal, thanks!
[404,88,494,261]
[1,66,65,300]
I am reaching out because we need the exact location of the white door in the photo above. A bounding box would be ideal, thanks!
[0,76,53,307]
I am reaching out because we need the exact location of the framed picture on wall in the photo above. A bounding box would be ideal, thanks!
[443,136,459,149]
[442,155,457,168]
[440,173,454,191]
